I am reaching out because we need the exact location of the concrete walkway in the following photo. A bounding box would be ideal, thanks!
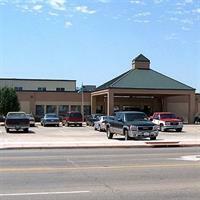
[0,124,200,149]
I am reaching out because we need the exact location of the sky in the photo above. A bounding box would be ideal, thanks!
[0,0,200,92]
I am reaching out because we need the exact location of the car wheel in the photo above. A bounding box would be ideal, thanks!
[67,123,70,127]
[23,128,29,133]
[124,129,130,140]
[160,124,165,132]
[107,127,113,139]
[79,123,82,127]
[97,125,101,132]
[150,136,157,140]
[176,128,182,132]
[6,128,10,133]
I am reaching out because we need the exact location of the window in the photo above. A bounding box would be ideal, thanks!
[71,105,81,112]
[46,105,57,114]
[15,87,23,91]
[35,105,45,116]
[38,87,46,91]
[84,105,91,115]
[56,88,65,92]
[58,105,69,116]
[125,113,146,121]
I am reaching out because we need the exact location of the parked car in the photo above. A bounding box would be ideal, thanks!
[94,116,108,132]
[26,114,35,127]
[5,112,30,133]
[106,111,159,140]
[62,111,83,127]
[86,114,104,126]
[150,112,183,132]
[0,115,5,122]
[41,113,60,127]
[194,114,200,124]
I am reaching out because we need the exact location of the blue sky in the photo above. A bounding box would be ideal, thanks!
[0,0,199,91]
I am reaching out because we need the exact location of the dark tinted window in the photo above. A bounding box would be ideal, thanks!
[160,114,176,119]
[125,113,146,121]
[69,112,82,118]
[7,112,26,118]
[46,114,58,118]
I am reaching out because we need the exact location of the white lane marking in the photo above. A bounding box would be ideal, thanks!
[175,155,200,162]
[0,191,90,197]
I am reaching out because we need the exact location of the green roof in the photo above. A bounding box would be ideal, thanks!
[133,54,150,62]
[96,68,195,91]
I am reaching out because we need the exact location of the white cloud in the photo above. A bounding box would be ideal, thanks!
[182,26,190,31]
[76,6,96,14]
[193,8,200,14]
[185,0,193,3]
[48,0,66,11]
[97,0,110,3]
[169,17,179,21]
[64,21,72,28]
[135,11,151,17]
[165,33,178,40]
[153,0,164,4]
[48,11,59,16]
[130,0,144,4]
[33,4,43,11]
[181,19,193,24]
[20,5,30,11]
[133,19,150,23]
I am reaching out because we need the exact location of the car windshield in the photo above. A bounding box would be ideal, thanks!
[26,114,33,118]
[70,113,82,118]
[46,114,57,118]
[160,114,176,119]
[7,113,26,118]
[125,113,146,121]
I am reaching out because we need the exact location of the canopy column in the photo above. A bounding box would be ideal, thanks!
[107,91,114,116]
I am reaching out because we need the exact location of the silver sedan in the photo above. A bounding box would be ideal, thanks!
[94,116,108,132]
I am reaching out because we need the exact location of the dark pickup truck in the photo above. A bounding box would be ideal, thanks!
[106,111,159,140]
[5,112,30,133]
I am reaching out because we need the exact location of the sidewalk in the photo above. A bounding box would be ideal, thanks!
[0,124,200,149]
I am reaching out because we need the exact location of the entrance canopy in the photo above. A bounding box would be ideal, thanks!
[91,54,195,123]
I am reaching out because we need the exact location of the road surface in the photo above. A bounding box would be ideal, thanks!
[0,147,200,200]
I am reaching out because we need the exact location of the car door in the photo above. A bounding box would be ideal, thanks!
[115,113,124,135]
[153,114,160,125]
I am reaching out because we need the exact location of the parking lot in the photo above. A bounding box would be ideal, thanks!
[0,123,200,149]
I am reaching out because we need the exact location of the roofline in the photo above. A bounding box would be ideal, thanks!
[0,78,76,82]
[150,69,195,90]
[15,90,92,93]
[95,68,195,91]
[110,69,132,87]
[101,87,196,91]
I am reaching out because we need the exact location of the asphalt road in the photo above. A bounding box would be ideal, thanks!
[0,147,200,200]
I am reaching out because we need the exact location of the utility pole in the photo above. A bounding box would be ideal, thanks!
[81,84,84,122]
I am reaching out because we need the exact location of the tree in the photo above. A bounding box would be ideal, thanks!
[0,87,20,116]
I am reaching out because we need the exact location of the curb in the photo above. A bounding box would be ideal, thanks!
[1,143,200,150]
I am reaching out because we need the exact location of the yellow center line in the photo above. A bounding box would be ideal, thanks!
[0,163,200,173]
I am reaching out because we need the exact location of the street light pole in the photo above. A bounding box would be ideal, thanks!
[81,84,84,122]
